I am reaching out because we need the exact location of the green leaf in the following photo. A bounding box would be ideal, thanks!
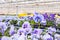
[10,20,18,25]
[19,21,24,27]
[4,27,10,37]
[30,20,35,25]
[0,32,2,38]
[2,19,5,22]
[57,24,60,28]
[47,21,54,26]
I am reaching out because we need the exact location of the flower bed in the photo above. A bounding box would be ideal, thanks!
[0,13,60,40]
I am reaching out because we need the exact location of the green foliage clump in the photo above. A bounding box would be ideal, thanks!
[29,20,35,28]
[0,32,2,38]
[19,21,24,27]
[2,19,5,22]
[41,29,47,35]
[29,20,35,25]
[57,24,60,28]
[10,20,18,25]
[47,21,54,27]
[4,27,10,37]
[29,20,40,28]
[0,27,10,38]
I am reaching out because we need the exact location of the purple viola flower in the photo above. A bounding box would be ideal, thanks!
[23,24,28,28]
[33,12,40,23]
[0,38,1,40]
[49,14,55,21]
[10,31,15,36]
[33,15,40,23]
[32,29,43,35]
[22,21,31,28]
[33,12,39,15]
[17,28,25,35]
[33,12,45,23]
[32,29,38,34]
[47,38,53,40]
[43,13,49,20]
[19,30,24,35]
[28,17,33,20]
[23,27,32,35]
[18,28,24,33]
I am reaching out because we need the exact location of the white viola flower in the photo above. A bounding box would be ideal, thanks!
[3,22,8,31]
[54,34,60,40]
[17,21,20,25]
[17,28,27,40]
[0,22,8,35]
[17,28,25,35]
[42,33,53,40]
[9,25,15,36]
[0,18,3,22]
[18,33,26,40]
[31,34,39,40]
[47,27,56,34]
[1,36,8,40]
[22,21,32,35]
[24,28,32,35]
[40,19,46,25]
[22,21,31,28]
[31,29,43,40]
[10,34,20,40]
[1,36,12,40]
[6,17,13,20]
[11,33,26,40]
[0,22,8,31]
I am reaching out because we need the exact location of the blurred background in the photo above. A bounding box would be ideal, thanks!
[0,0,60,15]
